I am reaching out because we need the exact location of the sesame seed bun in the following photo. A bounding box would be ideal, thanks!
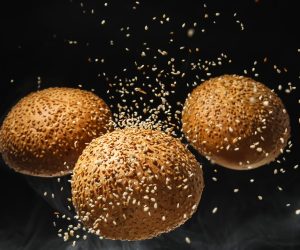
[71,128,204,240]
[0,87,113,177]
[182,75,290,170]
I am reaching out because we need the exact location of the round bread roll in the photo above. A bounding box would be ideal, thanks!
[0,87,113,177]
[182,75,290,170]
[71,128,204,240]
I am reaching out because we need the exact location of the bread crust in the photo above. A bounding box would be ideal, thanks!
[0,87,113,177]
[182,75,290,170]
[71,128,204,240]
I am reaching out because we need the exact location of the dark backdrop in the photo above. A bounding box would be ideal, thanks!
[0,0,300,249]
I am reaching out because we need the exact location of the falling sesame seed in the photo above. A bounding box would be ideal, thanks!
[187,28,195,37]
[185,237,191,244]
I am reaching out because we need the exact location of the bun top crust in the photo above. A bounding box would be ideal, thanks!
[0,87,113,177]
[72,128,204,240]
[182,75,290,170]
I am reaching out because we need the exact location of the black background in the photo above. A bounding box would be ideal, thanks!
[0,0,300,249]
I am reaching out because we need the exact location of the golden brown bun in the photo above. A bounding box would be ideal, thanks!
[71,128,204,240]
[182,75,290,170]
[0,87,113,177]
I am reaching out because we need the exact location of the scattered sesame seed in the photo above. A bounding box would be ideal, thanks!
[185,236,191,244]
[212,207,218,214]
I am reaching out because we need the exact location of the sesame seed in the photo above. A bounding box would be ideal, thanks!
[185,237,191,244]
[212,207,218,214]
